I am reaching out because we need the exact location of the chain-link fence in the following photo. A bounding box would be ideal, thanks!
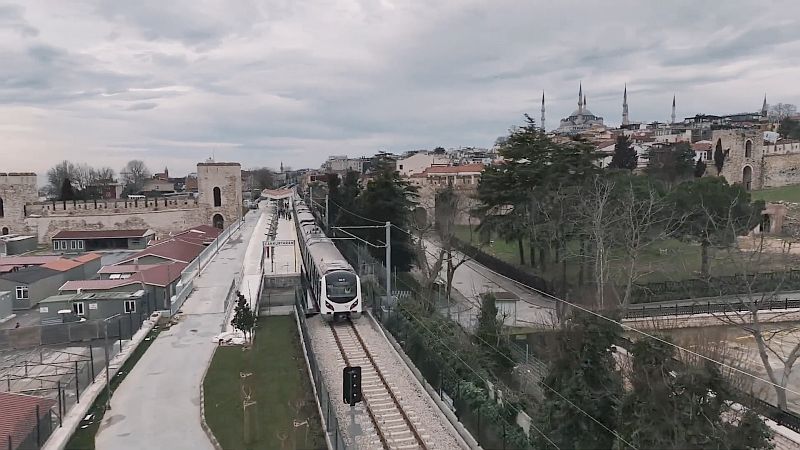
[294,290,349,450]
[1,312,149,449]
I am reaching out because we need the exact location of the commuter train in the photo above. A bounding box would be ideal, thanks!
[293,197,362,320]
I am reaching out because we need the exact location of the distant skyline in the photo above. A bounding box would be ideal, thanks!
[1,0,799,177]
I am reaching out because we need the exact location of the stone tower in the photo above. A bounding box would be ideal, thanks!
[197,162,243,230]
[715,129,763,191]
[622,84,629,126]
[671,95,676,124]
[0,173,38,236]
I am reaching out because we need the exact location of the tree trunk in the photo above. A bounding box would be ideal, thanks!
[529,241,537,268]
[561,241,568,296]
[540,244,548,271]
[517,238,526,265]
[578,237,585,286]
[700,240,710,278]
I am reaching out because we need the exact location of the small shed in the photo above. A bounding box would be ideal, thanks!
[0,234,37,256]
[39,290,150,324]
[51,229,155,252]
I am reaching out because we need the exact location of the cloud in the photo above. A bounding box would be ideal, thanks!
[0,0,799,177]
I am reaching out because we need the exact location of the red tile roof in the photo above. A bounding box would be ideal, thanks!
[138,262,188,286]
[0,392,56,450]
[98,264,161,274]
[0,256,60,266]
[74,253,101,263]
[41,259,82,272]
[424,163,485,175]
[52,229,154,240]
[692,142,713,151]
[120,239,205,264]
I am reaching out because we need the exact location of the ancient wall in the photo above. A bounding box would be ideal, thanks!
[26,197,199,216]
[763,152,800,188]
[715,129,764,190]
[25,208,204,243]
[197,162,243,229]
[0,173,38,235]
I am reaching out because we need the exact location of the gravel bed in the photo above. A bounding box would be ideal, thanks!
[307,314,465,449]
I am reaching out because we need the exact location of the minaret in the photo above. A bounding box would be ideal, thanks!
[622,84,630,126]
[280,161,284,173]
[540,91,546,131]
[671,95,676,124]
[578,83,583,114]
[761,94,768,117]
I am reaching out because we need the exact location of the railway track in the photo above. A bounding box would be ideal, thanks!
[330,320,429,450]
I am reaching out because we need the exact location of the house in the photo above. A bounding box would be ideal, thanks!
[396,152,450,177]
[0,234,37,256]
[0,254,101,309]
[51,229,155,252]
[0,392,56,450]
[38,290,149,324]
[408,164,485,188]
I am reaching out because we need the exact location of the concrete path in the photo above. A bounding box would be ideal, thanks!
[95,209,262,450]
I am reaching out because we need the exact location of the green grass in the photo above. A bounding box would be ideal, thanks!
[203,316,325,450]
[66,326,161,450]
[751,185,800,203]
[455,225,799,285]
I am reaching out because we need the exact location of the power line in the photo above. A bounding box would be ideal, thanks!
[392,275,636,449]
[328,197,800,398]
[328,198,386,225]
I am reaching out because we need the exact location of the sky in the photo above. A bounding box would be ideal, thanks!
[1,0,800,178]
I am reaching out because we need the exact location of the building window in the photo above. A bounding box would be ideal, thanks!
[1,227,8,235]
[399,164,404,170]
[0,196,3,217]
[70,240,78,250]
[745,140,753,158]
[78,240,84,250]
[124,300,136,313]
[72,302,85,316]
[15,286,28,300]
[213,187,222,207]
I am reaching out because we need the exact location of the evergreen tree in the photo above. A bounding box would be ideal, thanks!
[609,135,638,170]
[714,144,726,174]
[230,291,255,341]
[474,293,514,374]
[60,177,76,201]
[535,312,623,449]
[779,117,800,140]
[357,159,418,271]
[646,142,696,185]
[693,159,706,178]
[670,177,764,278]
[617,339,772,450]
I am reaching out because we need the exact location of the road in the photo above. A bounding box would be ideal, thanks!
[95,209,262,450]
[422,239,556,329]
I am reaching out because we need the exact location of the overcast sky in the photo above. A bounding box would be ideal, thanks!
[2,0,800,177]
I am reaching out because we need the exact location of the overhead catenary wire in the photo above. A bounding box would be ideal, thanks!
[328,197,800,399]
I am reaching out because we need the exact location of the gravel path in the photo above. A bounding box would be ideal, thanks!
[307,314,465,449]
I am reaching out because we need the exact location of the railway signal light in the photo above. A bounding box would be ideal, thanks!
[343,366,362,406]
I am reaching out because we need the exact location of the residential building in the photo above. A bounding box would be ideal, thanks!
[322,155,367,174]
[0,254,100,309]
[51,229,155,252]
[38,290,150,324]
[408,163,485,189]
[396,152,450,177]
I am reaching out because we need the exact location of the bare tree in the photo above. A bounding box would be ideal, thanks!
[769,103,797,121]
[121,160,151,195]
[46,160,77,198]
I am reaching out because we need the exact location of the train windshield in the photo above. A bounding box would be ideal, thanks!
[325,272,357,303]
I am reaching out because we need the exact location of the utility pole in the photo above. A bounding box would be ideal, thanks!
[385,221,391,310]
[325,194,329,230]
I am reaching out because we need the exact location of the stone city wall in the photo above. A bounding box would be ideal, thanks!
[25,208,205,243]
[26,197,200,216]
[763,152,800,188]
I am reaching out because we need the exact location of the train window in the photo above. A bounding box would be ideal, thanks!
[326,272,357,301]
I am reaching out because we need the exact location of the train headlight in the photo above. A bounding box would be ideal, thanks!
[350,299,359,310]
[326,301,334,311]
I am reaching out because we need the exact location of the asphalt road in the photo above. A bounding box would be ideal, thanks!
[94,210,261,450]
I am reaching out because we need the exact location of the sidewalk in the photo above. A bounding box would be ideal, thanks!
[94,210,261,450]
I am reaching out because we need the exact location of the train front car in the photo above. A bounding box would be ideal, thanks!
[319,269,362,320]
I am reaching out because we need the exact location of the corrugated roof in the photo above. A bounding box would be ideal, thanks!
[119,239,204,264]
[51,229,153,239]
[74,253,101,263]
[138,262,188,287]
[0,256,60,266]
[98,264,160,274]
[60,278,143,292]
[0,392,56,449]
[0,267,60,284]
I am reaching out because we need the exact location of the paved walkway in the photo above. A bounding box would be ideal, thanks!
[95,209,262,450]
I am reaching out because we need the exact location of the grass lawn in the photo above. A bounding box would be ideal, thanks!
[751,185,800,203]
[66,326,161,450]
[203,316,325,450]
[455,225,799,285]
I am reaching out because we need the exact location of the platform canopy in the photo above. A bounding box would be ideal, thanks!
[261,188,293,200]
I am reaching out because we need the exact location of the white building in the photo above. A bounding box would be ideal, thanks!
[396,152,450,177]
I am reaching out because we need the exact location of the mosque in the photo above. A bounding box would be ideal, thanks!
[556,84,605,134]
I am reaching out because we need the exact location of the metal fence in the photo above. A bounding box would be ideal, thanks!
[294,292,349,450]
[624,296,800,319]
[171,213,247,315]
[1,312,148,449]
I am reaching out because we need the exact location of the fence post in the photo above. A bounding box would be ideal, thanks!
[36,404,41,446]
[89,344,95,381]
[786,298,789,310]
[118,320,122,350]
[75,361,80,404]
[57,380,63,419]
[128,313,133,339]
